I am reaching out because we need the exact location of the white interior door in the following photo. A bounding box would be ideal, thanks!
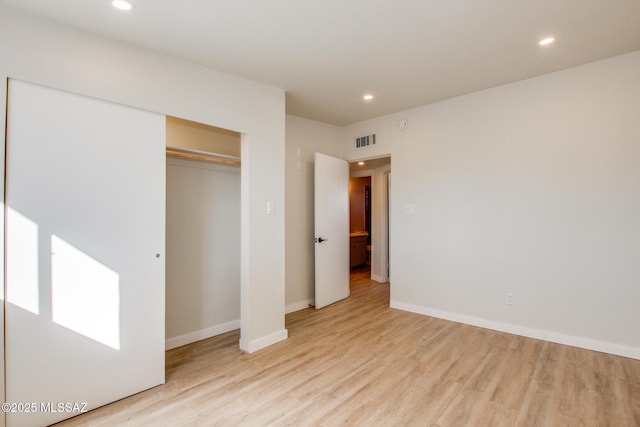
[5,80,166,427]
[314,152,349,309]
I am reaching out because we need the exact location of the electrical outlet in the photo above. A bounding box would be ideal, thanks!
[505,293,514,305]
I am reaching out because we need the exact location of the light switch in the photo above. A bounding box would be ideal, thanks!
[266,201,275,215]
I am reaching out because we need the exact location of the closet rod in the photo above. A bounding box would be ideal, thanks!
[166,146,240,166]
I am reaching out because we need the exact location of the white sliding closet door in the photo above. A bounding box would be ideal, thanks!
[5,80,166,427]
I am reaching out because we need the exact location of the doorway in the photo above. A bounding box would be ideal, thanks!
[349,176,371,281]
[348,156,391,284]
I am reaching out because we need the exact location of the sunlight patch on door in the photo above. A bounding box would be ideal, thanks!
[51,235,121,350]
[6,208,40,314]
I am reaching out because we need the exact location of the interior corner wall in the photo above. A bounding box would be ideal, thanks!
[165,158,240,349]
[285,115,343,312]
[0,7,286,357]
[343,51,640,359]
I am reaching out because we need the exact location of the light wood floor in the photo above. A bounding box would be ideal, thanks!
[349,265,372,281]
[58,277,640,426]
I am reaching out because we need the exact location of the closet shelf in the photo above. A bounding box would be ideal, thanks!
[166,146,240,166]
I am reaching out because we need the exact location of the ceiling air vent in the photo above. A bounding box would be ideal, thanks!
[355,133,376,149]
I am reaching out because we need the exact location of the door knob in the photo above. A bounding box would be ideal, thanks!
[315,237,328,243]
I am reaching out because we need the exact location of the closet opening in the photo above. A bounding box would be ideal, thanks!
[165,116,241,351]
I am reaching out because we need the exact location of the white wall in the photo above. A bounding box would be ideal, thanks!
[343,51,640,359]
[165,158,240,349]
[285,115,343,312]
[0,4,286,372]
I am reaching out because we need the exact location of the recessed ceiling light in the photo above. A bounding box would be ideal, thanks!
[358,161,365,166]
[539,37,555,46]
[112,0,134,11]
[363,94,374,101]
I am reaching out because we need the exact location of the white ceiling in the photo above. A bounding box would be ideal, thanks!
[2,0,639,126]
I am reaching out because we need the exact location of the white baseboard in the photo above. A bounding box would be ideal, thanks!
[286,299,314,314]
[239,329,288,353]
[371,274,385,283]
[390,300,640,360]
[165,320,240,350]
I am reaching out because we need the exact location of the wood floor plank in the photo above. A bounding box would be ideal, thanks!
[489,338,544,410]
[55,278,640,427]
